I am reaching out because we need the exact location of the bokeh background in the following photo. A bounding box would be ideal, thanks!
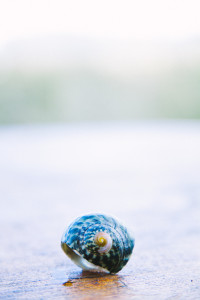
[1,1,200,298]
[0,0,200,123]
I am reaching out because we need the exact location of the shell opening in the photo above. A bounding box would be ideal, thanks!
[94,232,112,254]
[61,242,109,273]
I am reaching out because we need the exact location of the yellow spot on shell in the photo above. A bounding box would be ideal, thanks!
[94,232,112,253]
[96,236,107,247]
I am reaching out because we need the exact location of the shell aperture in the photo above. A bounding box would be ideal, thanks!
[61,214,135,274]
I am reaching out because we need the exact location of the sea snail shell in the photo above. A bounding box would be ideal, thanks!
[61,214,135,274]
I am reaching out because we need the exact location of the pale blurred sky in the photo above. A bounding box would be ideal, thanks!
[0,0,200,48]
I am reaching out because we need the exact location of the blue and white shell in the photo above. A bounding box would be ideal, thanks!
[61,214,135,274]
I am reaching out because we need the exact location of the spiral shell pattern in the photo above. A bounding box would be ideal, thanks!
[61,214,135,273]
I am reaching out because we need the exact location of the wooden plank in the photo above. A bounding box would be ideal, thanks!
[0,122,200,299]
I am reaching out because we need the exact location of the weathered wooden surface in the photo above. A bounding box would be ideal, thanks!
[0,122,200,299]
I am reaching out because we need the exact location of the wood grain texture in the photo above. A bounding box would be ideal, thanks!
[0,122,200,299]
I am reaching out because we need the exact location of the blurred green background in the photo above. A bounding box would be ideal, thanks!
[0,37,200,124]
[1,1,200,124]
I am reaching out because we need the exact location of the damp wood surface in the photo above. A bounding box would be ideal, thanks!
[0,121,200,299]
